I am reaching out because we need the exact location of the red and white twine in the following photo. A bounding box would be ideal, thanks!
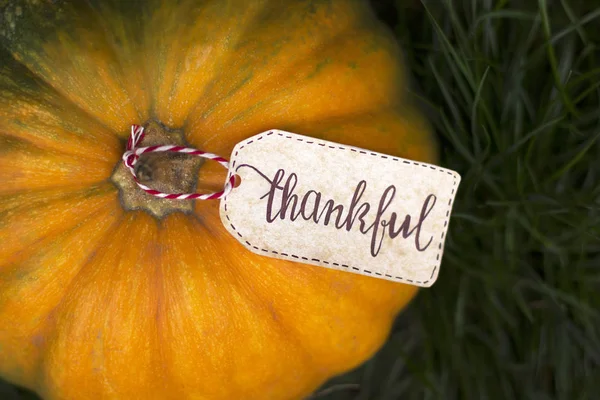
[122,124,235,200]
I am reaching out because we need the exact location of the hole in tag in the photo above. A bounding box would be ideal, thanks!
[233,174,242,188]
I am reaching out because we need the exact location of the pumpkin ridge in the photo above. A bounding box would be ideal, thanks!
[97,213,166,399]
[0,182,117,238]
[162,216,237,397]
[0,198,119,278]
[181,13,360,141]
[0,52,124,138]
[278,107,439,163]
[150,0,272,127]
[0,186,119,264]
[156,214,322,399]
[34,212,140,399]
[0,147,116,196]
[150,218,174,399]
[183,218,319,364]
[196,213,369,385]
[185,25,364,142]
[185,217,313,355]
[0,200,124,393]
[0,183,117,216]
[153,214,240,398]
[0,128,120,170]
[184,43,406,156]
[0,185,107,215]
[0,194,121,288]
[0,50,127,157]
[1,1,140,133]
[79,2,151,123]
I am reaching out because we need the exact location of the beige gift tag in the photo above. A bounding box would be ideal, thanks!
[220,130,461,287]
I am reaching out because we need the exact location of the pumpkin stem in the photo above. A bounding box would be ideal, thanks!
[110,120,204,218]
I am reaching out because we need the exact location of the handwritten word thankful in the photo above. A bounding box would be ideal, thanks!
[237,164,437,257]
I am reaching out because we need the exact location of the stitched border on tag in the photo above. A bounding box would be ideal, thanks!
[222,131,459,285]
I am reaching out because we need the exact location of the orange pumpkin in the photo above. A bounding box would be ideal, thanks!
[0,1,437,399]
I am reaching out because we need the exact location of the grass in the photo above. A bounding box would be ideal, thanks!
[313,0,600,399]
[1,0,599,399]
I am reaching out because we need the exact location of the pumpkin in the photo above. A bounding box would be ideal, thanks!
[0,1,437,399]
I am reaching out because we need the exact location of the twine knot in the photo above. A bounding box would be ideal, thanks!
[121,124,235,200]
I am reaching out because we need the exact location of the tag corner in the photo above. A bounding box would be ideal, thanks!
[421,279,437,288]
[422,266,441,288]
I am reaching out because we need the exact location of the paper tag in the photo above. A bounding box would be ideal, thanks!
[220,130,461,287]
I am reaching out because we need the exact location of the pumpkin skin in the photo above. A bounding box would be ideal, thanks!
[0,1,437,399]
